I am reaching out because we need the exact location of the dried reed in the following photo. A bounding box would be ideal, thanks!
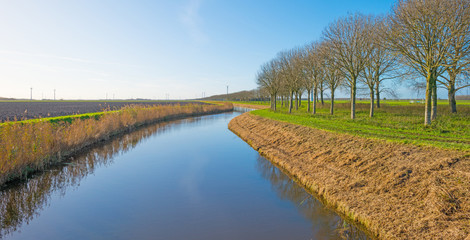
[0,103,232,186]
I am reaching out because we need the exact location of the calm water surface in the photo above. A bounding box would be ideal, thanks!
[0,111,369,240]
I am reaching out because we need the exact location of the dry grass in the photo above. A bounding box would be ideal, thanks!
[229,113,470,240]
[0,103,232,186]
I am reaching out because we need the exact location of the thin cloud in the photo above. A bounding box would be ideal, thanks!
[179,0,208,43]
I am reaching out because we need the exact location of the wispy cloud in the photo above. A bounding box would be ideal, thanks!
[179,0,208,43]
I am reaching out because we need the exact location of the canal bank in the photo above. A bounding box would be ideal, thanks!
[228,112,470,240]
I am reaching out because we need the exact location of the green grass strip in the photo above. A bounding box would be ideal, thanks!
[251,108,470,151]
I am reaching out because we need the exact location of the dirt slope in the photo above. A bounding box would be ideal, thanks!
[229,113,470,240]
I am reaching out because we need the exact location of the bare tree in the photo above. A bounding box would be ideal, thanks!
[437,1,470,113]
[305,42,324,114]
[256,60,282,111]
[279,49,303,113]
[361,15,401,117]
[298,47,312,112]
[385,0,468,125]
[319,79,325,106]
[323,13,371,119]
[319,41,343,115]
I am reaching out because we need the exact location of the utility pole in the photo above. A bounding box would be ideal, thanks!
[226,85,229,101]
[30,87,32,101]
[54,89,56,100]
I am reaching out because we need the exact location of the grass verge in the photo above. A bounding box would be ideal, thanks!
[251,101,470,151]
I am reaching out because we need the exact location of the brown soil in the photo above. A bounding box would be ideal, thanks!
[229,113,470,240]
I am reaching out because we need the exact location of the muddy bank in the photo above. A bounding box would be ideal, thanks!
[228,113,470,240]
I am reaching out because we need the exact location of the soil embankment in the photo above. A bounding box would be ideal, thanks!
[229,113,470,240]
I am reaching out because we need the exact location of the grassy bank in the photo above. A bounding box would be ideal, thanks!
[250,101,470,151]
[229,113,470,239]
[0,102,233,186]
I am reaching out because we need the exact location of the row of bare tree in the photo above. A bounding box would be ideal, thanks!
[256,0,470,125]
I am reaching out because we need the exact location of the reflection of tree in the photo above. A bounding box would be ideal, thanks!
[0,118,189,238]
[255,156,371,240]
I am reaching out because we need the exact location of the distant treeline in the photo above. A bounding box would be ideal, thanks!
[456,95,470,100]
[200,90,267,101]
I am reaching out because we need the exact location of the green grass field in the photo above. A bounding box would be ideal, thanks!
[250,100,470,151]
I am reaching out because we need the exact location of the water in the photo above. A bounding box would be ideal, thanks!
[0,111,369,240]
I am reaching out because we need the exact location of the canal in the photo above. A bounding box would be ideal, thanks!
[0,110,368,239]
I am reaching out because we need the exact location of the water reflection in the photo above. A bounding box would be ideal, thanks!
[256,156,371,240]
[0,119,185,238]
[233,107,255,112]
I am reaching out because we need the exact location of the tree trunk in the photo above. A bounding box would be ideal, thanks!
[289,91,293,113]
[273,94,277,111]
[295,93,299,110]
[448,85,457,113]
[431,78,437,121]
[307,89,311,112]
[313,86,317,114]
[320,89,324,106]
[447,74,457,113]
[270,95,273,110]
[424,72,432,126]
[298,92,302,108]
[351,78,356,119]
[375,81,380,108]
[369,89,374,118]
[330,90,335,115]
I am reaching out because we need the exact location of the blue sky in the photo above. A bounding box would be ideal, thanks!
[0,0,403,100]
